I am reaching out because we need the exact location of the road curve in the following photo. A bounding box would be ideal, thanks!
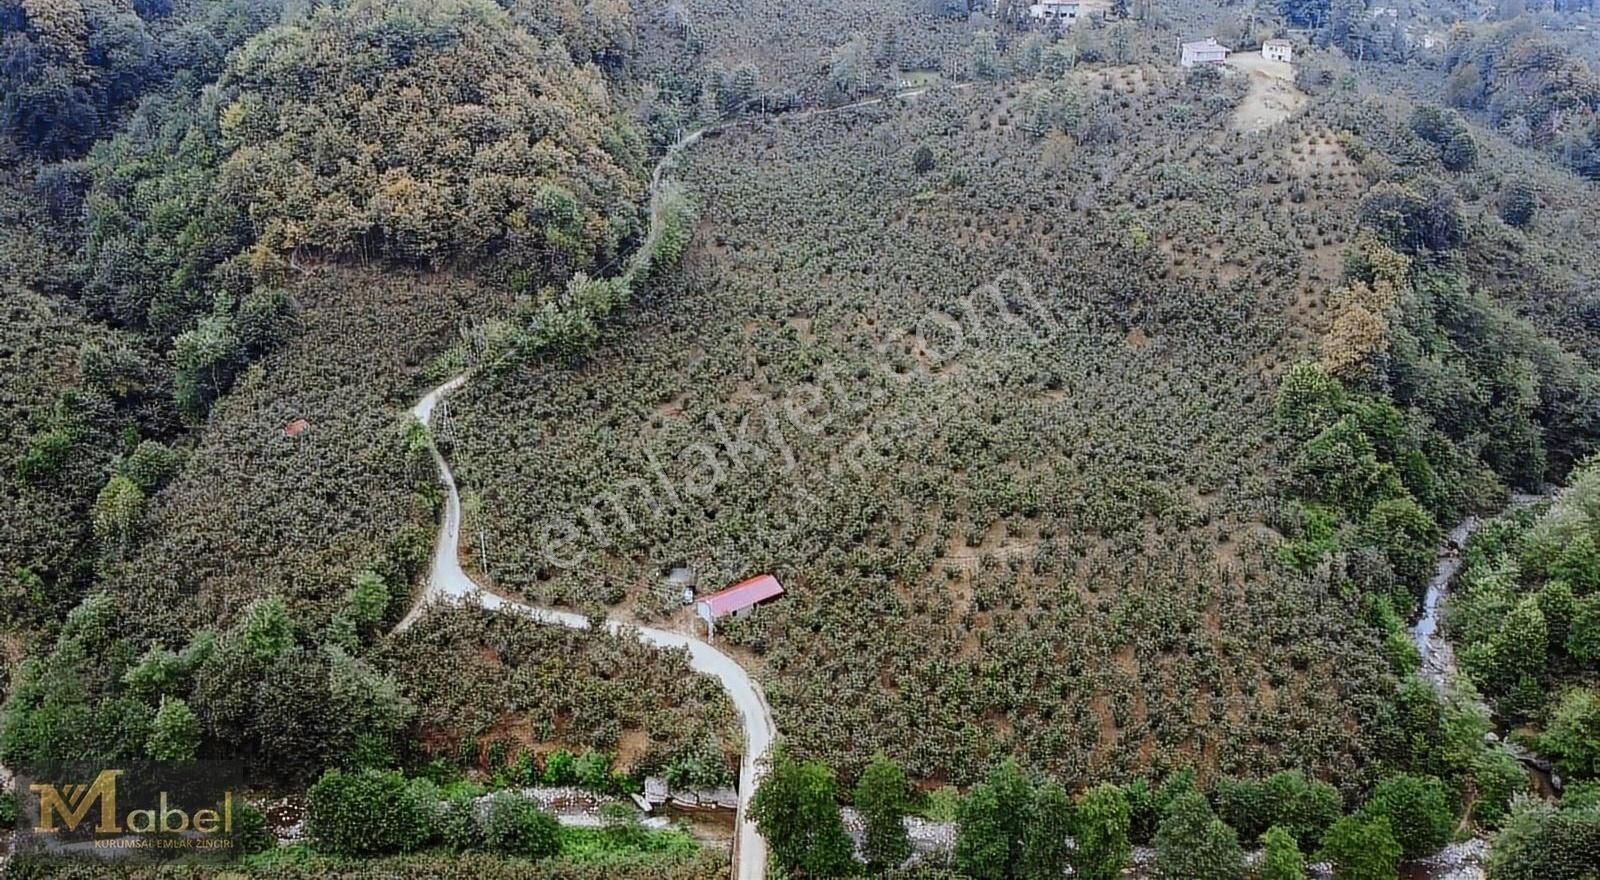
[395,83,976,880]
[400,377,776,880]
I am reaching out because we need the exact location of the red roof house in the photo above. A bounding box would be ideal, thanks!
[282,418,312,438]
[694,574,785,639]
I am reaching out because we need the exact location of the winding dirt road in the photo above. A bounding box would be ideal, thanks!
[395,82,973,880]
[400,378,776,880]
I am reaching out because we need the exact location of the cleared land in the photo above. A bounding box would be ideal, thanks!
[1227,51,1307,133]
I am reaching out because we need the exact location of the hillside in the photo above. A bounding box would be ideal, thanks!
[4,1,1600,878]
[445,55,1598,799]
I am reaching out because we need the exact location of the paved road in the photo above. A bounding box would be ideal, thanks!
[401,377,776,880]
[395,82,978,880]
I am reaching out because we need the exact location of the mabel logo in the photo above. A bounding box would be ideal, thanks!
[32,770,123,833]
[16,761,242,863]
[31,770,234,835]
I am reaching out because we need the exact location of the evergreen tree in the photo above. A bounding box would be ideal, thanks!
[1020,781,1073,880]
[1360,773,1453,859]
[1498,178,1538,228]
[146,696,201,762]
[92,474,146,551]
[1493,595,1549,716]
[1316,815,1402,880]
[956,759,1034,879]
[1541,688,1600,779]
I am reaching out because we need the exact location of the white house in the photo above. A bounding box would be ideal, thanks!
[1029,0,1083,23]
[1263,38,1293,63]
[1181,38,1229,68]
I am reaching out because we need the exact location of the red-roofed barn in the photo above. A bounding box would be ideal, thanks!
[694,574,784,640]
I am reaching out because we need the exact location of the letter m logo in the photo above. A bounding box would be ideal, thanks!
[31,770,123,833]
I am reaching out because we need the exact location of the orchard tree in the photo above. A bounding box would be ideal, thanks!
[855,754,912,871]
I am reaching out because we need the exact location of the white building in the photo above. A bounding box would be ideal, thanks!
[1263,38,1293,63]
[1029,0,1083,23]
[1180,38,1229,68]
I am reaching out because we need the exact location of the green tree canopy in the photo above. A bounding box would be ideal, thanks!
[1071,783,1131,880]
[749,747,855,878]
[1360,773,1454,860]
[1153,791,1244,880]
[1316,814,1402,880]
[855,754,912,871]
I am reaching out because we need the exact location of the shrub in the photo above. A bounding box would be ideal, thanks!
[234,802,277,855]
[306,769,436,857]
[543,750,578,786]
[483,792,561,859]
[438,792,484,853]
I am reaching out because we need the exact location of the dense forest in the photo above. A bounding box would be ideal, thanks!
[3,0,1600,878]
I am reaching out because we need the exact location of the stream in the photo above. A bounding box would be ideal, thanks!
[1402,492,1553,880]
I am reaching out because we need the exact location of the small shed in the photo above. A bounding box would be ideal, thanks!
[1263,38,1293,63]
[694,574,785,640]
[282,418,312,438]
[1181,38,1229,68]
